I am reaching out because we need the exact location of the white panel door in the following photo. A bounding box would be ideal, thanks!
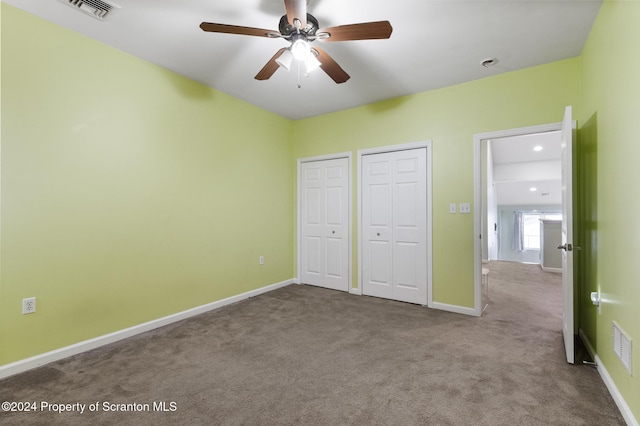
[300,158,349,292]
[362,148,427,305]
[559,106,575,364]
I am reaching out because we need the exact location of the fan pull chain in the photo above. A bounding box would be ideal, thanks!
[297,61,303,88]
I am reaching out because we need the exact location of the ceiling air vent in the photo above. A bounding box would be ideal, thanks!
[59,0,121,21]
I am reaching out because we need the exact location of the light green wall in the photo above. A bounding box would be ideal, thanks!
[579,0,640,419]
[0,5,294,364]
[292,59,581,307]
[3,3,638,420]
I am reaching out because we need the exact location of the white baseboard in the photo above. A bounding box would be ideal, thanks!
[540,266,562,273]
[431,302,477,317]
[0,278,295,380]
[579,328,596,360]
[580,328,638,426]
[349,287,362,295]
[595,354,639,426]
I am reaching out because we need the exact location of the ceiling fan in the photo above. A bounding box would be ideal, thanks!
[199,0,393,84]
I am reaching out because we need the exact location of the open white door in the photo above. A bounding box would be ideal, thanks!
[559,106,575,364]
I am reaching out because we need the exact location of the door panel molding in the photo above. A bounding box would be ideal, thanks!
[297,152,352,292]
[357,141,433,305]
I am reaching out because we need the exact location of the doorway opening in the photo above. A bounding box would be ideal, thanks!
[473,107,576,365]
[473,121,564,316]
[485,131,563,266]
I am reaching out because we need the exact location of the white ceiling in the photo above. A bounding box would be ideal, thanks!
[4,0,602,120]
[490,131,562,206]
[491,131,562,164]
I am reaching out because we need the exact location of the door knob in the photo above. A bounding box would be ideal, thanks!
[557,243,573,251]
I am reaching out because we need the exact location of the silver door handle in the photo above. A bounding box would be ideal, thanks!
[557,243,573,251]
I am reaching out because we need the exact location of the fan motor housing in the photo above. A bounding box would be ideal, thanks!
[279,13,319,38]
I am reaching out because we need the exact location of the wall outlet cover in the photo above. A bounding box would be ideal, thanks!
[22,297,36,314]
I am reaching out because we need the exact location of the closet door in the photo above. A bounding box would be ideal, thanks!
[362,148,427,304]
[300,158,349,292]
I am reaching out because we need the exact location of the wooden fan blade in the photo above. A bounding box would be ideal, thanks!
[284,0,307,28]
[255,48,287,81]
[318,21,393,42]
[313,47,350,84]
[200,22,278,38]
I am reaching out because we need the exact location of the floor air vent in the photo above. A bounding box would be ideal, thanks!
[59,0,120,21]
[612,322,632,375]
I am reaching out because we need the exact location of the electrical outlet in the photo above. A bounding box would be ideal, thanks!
[259,256,264,265]
[22,297,36,314]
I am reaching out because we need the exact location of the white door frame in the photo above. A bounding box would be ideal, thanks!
[297,152,353,291]
[357,141,433,305]
[473,122,564,316]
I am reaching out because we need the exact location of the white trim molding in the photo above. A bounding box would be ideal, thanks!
[580,329,639,426]
[0,279,295,380]
[579,328,596,360]
[595,355,639,426]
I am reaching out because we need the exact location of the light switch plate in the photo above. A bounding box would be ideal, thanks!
[449,203,457,214]
[459,203,471,214]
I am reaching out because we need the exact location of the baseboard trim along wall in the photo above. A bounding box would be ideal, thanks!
[0,278,295,380]
[579,329,639,426]
[431,302,477,317]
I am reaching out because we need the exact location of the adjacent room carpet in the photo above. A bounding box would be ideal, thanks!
[0,261,625,425]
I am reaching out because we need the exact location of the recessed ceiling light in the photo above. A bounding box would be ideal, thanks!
[533,145,543,152]
[530,187,537,192]
[480,58,498,68]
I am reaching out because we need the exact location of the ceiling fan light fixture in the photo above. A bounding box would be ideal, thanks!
[200,3,393,85]
[291,39,310,61]
[276,49,293,70]
[305,52,322,74]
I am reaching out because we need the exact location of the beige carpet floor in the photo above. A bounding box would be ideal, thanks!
[0,261,626,425]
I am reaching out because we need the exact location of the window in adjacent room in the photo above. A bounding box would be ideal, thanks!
[522,212,562,250]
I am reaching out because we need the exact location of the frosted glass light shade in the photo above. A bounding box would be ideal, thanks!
[305,53,321,73]
[276,49,293,70]
[291,39,309,61]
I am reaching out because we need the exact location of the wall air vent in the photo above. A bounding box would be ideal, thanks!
[612,322,633,376]
[59,0,121,21]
